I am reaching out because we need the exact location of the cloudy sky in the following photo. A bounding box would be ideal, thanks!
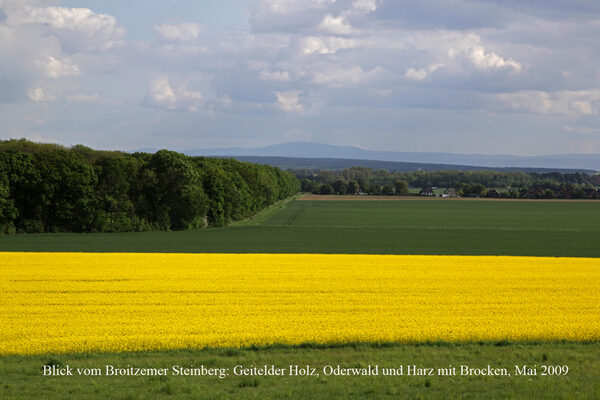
[1,0,600,155]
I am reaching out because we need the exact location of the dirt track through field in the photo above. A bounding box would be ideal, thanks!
[298,194,598,202]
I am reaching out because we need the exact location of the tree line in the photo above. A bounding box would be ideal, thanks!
[0,140,299,234]
[294,167,600,199]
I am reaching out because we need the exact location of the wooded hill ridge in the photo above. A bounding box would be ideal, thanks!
[222,155,596,174]
[0,139,300,234]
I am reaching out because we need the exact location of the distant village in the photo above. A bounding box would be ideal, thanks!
[417,186,600,199]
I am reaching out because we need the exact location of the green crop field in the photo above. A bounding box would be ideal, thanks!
[2,343,599,400]
[2,197,600,257]
[2,196,600,399]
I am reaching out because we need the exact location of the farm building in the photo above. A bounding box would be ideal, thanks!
[420,187,435,196]
[442,188,457,197]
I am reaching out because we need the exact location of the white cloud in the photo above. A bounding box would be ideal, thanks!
[253,0,375,31]
[405,63,443,80]
[312,65,389,87]
[448,34,521,72]
[313,65,364,85]
[410,33,522,74]
[27,87,58,103]
[26,86,111,105]
[497,89,600,116]
[571,100,594,115]
[300,35,355,54]
[351,0,377,13]
[8,5,125,51]
[275,90,303,112]
[154,22,203,42]
[263,0,336,14]
[36,56,80,79]
[149,78,177,109]
[145,78,204,112]
[0,3,125,104]
[318,15,355,35]
[259,69,291,81]
[467,45,521,72]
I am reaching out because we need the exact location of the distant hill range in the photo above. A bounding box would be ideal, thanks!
[200,156,594,174]
[176,142,599,173]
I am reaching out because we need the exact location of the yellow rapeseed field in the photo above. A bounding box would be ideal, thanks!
[1,253,599,355]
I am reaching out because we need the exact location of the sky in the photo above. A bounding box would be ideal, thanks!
[1,0,600,155]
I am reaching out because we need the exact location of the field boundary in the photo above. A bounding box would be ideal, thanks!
[228,194,302,226]
[3,340,600,359]
[283,206,305,226]
[298,194,600,202]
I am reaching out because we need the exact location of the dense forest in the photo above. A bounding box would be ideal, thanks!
[0,139,299,234]
[295,167,600,199]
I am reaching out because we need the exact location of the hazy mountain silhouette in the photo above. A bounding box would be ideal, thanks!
[183,142,600,171]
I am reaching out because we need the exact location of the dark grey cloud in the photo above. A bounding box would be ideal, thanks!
[375,0,600,31]
[374,0,512,30]
[0,76,27,103]
[473,0,600,19]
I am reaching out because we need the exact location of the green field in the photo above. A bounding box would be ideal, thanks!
[2,343,599,400]
[2,198,600,257]
[2,197,599,399]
